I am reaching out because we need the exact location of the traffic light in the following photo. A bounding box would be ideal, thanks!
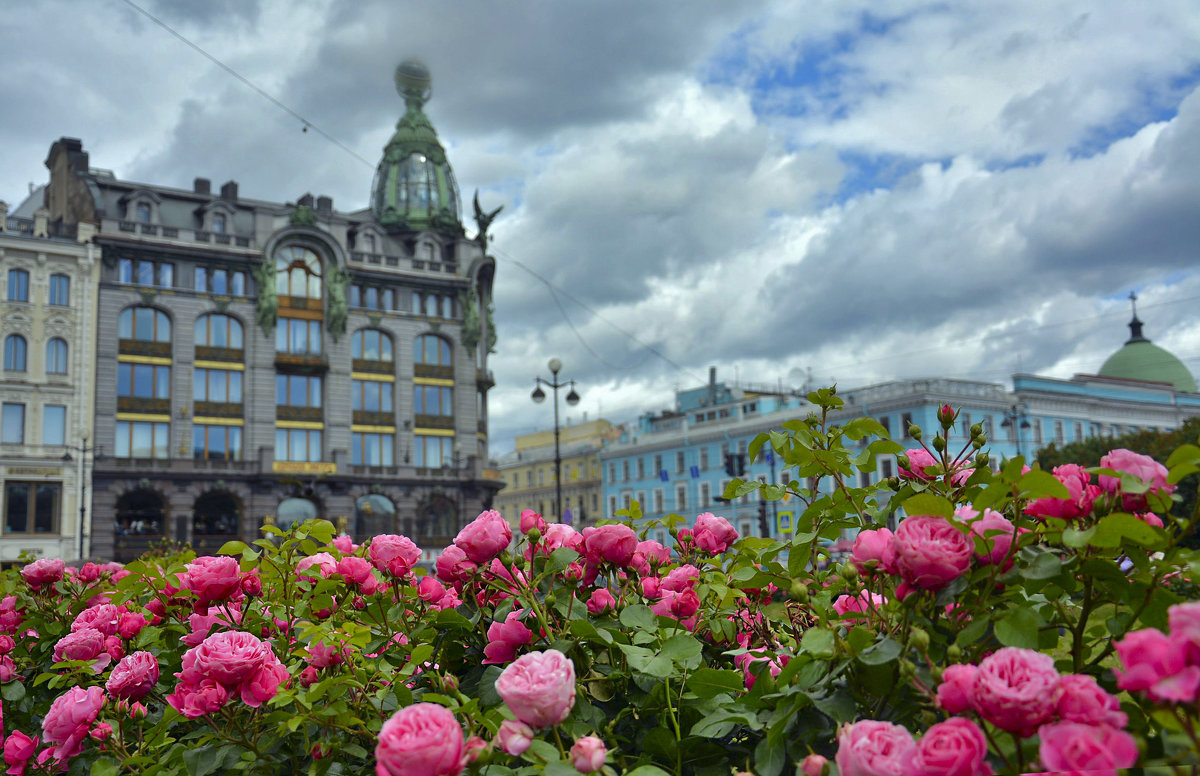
[724,454,736,477]
[737,453,748,477]
[757,500,769,537]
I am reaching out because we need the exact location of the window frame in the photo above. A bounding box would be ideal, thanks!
[45,338,69,375]
[42,404,67,446]
[48,274,70,306]
[6,269,29,302]
[1,403,25,444]
[3,335,27,372]
[4,481,60,534]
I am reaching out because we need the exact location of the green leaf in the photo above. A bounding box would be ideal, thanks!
[691,708,762,738]
[1091,513,1164,548]
[183,745,220,776]
[619,604,657,631]
[660,634,703,663]
[545,547,580,575]
[1018,470,1070,499]
[800,628,835,658]
[687,668,744,699]
[1,681,24,702]
[624,767,675,776]
[1023,551,1063,580]
[544,762,581,776]
[91,759,120,776]
[1062,526,1096,548]
[754,736,786,776]
[857,636,902,666]
[216,540,249,556]
[995,608,1041,649]
[902,493,953,518]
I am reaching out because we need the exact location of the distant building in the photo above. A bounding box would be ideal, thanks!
[493,419,616,528]
[0,200,99,561]
[33,60,502,562]
[602,313,1200,543]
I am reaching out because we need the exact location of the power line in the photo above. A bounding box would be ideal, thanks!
[118,0,374,169]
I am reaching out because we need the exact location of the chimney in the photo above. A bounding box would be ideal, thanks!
[0,201,7,232]
[298,193,314,208]
[33,207,49,238]
[708,366,717,406]
[219,180,238,201]
[316,195,332,216]
[194,178,211,195]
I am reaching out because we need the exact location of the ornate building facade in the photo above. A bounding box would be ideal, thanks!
[38,61,502,562]
[0,200,99,561]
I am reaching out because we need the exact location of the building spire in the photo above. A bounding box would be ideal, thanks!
[1127,290,1147,343]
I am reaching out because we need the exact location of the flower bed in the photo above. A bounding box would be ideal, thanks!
[0,390,1198,775]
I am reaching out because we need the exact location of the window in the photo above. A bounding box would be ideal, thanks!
[363,234,376,254]
[46,338,68,375]
[676,483,687,510]
[676,450,685,474]
[194,267,243,296]
[118,363,170,399]
[901,413,913,438]
[194,314,244,349]
[1074,421,1083,442]
[275,375,322,407]
[194,368,242,403]
[608,463,615,483]
[231,271,245,295]
[859,470,873,488]
[135,202,152,223]
[7,269,29,302]
[413,385,451,416]
[276,498,318,532]
[961,413,972,438]
[1054,420,1065,445]
[636,458,645,479]
[699,482,711,508]
[275,318,322,355]
[982,416,994,439]
[881,458,894,479]
[653,490,664,513]
[114,421,170,459]
[352,433,395,466]
[654,455,663,477]
[119,307,171,342]
[700,447,709,470]
[5,482,59,534]
[43,405,66,446]
[415,335,452,366]
[622,460,630,481]
[441,296,454,318]
[118,259,173,288]
[4,335,26,371]
[608,496,617,517]
[1032,419,1044,444]
[49,274,70,306]
[526,471,533,487]
[354,380,394,412]
[878,417,890,436]
[414,434,453,468]
[2,404,25,443]
[538,469,545,486]
[275,428,322,462]
[274,245,323,299]
[193,425,242,461]
[212,214,226,234]
[353,329,394,361]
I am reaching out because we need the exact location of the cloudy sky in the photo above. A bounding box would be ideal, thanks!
[4,1,1200,453]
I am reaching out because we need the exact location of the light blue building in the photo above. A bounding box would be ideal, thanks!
[599,313,1200,542]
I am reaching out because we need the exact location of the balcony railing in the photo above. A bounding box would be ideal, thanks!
[119,340,171,358]
[352,358,393,375]
[194,401,243,419]
[414,414,454,430]
[117,397,170,415]
[415,364,453,380]
[195,346,244,363]
[277,406,323,422]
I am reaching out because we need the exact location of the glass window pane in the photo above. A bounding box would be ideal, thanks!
[156,312,171,342]
[194,370,206,401]
[381,335,393,362]
[116,422,131,458]
[137,261,155,285]
[159,264,173,288]
[5,483,29,533]
[309,321,321,354]
[212,270,227,295]
[194,267,207,292]
[366,287,378,310]
[119,310,133,339]
[290,321,304,353]
[43,405,66,446]
[414,437,425,468]
[442,296,452,317]
[34,485,58,533]
[275,374,287,405]
[231,272,245,296]
[210,427,226,457]
[364,382,380,411]
[308,430,322,462]
[193,426,206,459]
[310,377,322,408]
[229,319,243,349]
[154,423,169,459]
[350,286,361,308]
[155,366,170,399]
[119,259,133,283]
[133,365,152,397]
[441,341,451,365]
[352,433,363,465]
[212,316,228,348]
[119,365,133,397]
[134,309,153,340]
[352,382,362,411]
[289,377,305,406]
[308,273,321,299]
[229,372,242,403]
[275,323,286,352]
[4,404,26,443]
[364,331,379,360]
[382,435,394,465]
[132,423,153,457]
[383,289,394,310]
[290,430,306,461]
[381,383,393,410]
[229,427,242,460]
[365,434,380,465]
[275,429,287,460]
[427,386,439,415]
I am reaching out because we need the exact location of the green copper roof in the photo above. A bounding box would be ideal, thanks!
[370,60,462,234]
[1098,315,1197,392]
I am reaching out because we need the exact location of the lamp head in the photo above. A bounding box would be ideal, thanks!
[566,386,580,406]
[548,357,562,375]
[531,384,546,403]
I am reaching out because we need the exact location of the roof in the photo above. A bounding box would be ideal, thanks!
[1098,313,1197,393]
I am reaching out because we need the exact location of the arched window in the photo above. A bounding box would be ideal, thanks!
[6,269,29,302]
[46,338,68,374]
[193,491,240,538]
[274,245,323,299]
[49,274,70,306]
[276,497,318,532]
[424,295,437,317]
[415,334,452,367]
[352,329,393,362]
[118,307,171,342]
[212,214,226,234]
[115,489,164,537]
[355,494,395,536]
[135,202,152,223]
[3,335,27,371]
[194,314,244,349]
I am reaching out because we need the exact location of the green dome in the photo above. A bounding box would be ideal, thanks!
[1098,316,1197,392]
[370,60,462,234]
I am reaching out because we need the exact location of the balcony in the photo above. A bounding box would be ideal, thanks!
[279,296,322,312]
[117,397,170,415]
[274,352,327,372]
[414,414,454,430]
[194,401,243,419]
[415,364,453,380]
[277,406,323,423]
[352,358,393,375]
[476,369,495,390]
[119,340,171,358]
[195,346,244,363]
[353,410,395,427]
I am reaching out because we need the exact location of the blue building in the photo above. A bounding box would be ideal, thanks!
[599,312,1200,542]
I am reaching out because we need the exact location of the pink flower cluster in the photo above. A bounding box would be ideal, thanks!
[495,649,576,729]
[1114,601,1200,703]
[836,717,991,776]
[166,630,289,718]
[1098,448,1175,512]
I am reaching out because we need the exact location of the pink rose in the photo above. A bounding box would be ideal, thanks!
[483,610,534,665]
[240,572,263,597]
[297,552,338,577]
[900,717,991,776]
[375,702,464,776]
[800,754,828,776]
[836,720,915,776]
[185,556,244,607]
[833,591,888,622]
[1169,601,1200,663]
[1114,628,1188,697]
[520,510,547,535]
[435,545,478,585]
[330,535,357,554]
[72,603,120,636]
[630,540,670,575]
[1037,721,1138,774]
[852,528,896,574]
[178,629,287,707]
[734,648,789,690]
[693,513,739,554]
[42,686,105,762]
[106,651,159,701]
[1099,448,1174,511]
[21,558,66,590]
[661,564,700,592]
[369,534,422,577]
[1056,674,1127,728]
[972,648,1060,736]
[417,576,447,604]
[454,510,513,564]
[495,649,576,728]
[581,524,638,567]
[118,611,148,640]
[570,735,606,774]
[641,576,661,599]
[1136,512,1165,528]
[337,556,376,587]
[539,524,583,555]
[586,588,616,615]
[0,634,13,654]
[962,508,1018,567]
[166,678,229,719]
[183,602,243,647]
[53,628,111,673]
[890,517,973,591]
[495,719,534,756]
[899,449,937,481]
[1025,464,1100,521]
[3,730,39,772]
[937,664,978,714]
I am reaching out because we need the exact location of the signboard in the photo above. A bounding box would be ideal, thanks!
[777,510,794,534]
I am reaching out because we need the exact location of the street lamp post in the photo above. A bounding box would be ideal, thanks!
[1000,404,1032,459]
[61,437,96,561]
[531,358,580,521]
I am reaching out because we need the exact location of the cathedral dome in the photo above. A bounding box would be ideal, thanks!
[370,60,462,234]
[1098,305,1197,393]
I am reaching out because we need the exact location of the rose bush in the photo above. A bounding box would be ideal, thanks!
[0,388,1196,774]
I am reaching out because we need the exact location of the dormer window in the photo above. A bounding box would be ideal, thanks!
[136,202,152,223]
[363,234,376,253]
[212,214,226,234]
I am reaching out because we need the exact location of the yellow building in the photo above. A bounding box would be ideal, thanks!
[493,419,616,528]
